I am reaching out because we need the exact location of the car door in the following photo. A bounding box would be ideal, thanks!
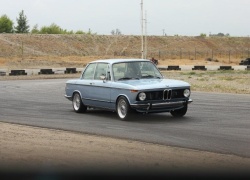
[77,63,97,105]
[90,63,112,109]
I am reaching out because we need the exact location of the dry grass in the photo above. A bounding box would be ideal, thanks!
[0,34,249,69]
[163,71,250,94]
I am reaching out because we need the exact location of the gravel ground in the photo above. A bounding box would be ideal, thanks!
[1,122,250,177]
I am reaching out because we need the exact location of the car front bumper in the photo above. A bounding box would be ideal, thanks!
[130,99,192,113]
[65,95,73,101]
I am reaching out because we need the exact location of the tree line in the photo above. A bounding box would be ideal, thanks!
[0,10,123,35]
[0,10,95,34]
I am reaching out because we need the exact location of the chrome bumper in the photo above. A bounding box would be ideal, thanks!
[130,99,192,112]
[188,99,193,104]
[64,95,72,101]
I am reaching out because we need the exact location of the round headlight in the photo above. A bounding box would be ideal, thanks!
[183,89,190,97]
[138,92,146,101]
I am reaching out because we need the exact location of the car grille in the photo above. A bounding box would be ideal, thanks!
[144,89,185,101]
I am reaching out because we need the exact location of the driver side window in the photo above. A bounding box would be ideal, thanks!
[94,63,108,80]
[82,63,96,79]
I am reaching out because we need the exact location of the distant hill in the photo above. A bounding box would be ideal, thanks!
[0,34,249,68]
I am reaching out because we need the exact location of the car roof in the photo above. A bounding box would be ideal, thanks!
[90,59,150,65]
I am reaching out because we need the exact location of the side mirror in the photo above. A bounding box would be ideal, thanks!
[100,75,106,82]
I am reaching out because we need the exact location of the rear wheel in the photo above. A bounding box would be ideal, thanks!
[72,92,87,113]
[170,105,187,117]
[116,96,132,120]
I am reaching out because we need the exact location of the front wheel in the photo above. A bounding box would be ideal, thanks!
[170,105,187,117]
[72,92,87,113]
[116,96,132,120]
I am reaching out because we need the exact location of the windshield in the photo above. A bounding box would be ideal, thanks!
[112,61,163,81]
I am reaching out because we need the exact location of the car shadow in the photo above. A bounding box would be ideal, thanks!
[83,109,190,124]
[130,113,190,124]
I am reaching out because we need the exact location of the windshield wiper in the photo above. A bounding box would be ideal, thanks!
[118,77,131,80]
[141,75,161,79]
[118,77,139,81]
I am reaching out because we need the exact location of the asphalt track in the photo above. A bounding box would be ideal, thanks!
[0,79,250,157]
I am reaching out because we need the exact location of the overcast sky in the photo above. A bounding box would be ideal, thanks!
[0,0,249,36]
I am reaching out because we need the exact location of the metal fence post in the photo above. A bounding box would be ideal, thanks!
[180,48,182,59]
[194,47,196,60]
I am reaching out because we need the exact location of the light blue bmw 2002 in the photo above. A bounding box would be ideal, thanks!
[65,59,192,120]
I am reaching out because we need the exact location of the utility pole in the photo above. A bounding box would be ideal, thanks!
[141,0,144,59]
[144,11,148,59]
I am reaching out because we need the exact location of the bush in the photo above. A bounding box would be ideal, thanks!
[200,33,207,38]
[0,15,14,33]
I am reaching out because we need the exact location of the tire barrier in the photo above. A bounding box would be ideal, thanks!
[2,65,249,76]
[9,70,27,76]
[192,66,207,71]
[65,68,77,74]
[167,66,181,70]
[0,70,6,76]
[38,69,55,75]
[219,66,234,70]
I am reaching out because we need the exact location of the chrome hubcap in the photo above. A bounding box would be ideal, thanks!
[118,99,127,118]
[73,94,80,110]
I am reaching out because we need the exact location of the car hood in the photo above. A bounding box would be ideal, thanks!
[118,78,190,90]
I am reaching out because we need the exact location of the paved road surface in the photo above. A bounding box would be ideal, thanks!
[0,79,249,157]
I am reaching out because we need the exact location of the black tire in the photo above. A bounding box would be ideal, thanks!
[116,96,132,120]
[72,92,87,113]
[170,105,187,117]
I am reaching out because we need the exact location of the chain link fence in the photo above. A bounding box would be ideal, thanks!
[113,48,250,62]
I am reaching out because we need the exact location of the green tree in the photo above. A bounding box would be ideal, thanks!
[217,33,225,37]
[40,23,63,34]
[15,10,30,33]
[111,29,122,35]
[0,15,14,33]
[200,33,207,38]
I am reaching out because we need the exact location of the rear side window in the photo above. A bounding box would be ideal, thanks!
[82,63,96,79]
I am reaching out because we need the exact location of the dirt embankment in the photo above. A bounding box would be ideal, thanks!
[0,34,249,69]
